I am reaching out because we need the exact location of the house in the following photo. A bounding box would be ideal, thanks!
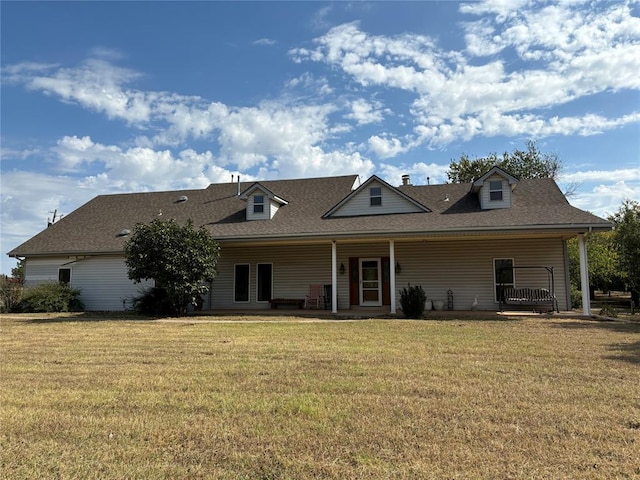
[7,168,611,314]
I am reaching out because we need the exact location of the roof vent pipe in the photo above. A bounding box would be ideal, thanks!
[401,174,411,186]
[237,175,241,196]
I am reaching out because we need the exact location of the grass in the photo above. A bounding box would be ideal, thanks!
[1,314,639,479]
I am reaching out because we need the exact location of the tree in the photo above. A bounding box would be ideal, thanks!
[124,219,220,315]
[566,231,623,294]
[609,200,640,298]
[447,140,562,183]
[11,259,25,281]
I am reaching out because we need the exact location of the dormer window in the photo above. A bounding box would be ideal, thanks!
[253,195,265,214]
[489,181,503,201]
[370,187,382,206]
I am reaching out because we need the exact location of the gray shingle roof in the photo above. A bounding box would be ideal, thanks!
[8,175,612,257]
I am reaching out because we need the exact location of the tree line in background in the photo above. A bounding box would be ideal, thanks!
[2,142,638,313]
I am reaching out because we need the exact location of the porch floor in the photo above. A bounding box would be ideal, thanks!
[189,307,583,321]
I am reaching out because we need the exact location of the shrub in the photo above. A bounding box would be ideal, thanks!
[16,282,84,313]
[0,276,24,313]
[570,286,582,310]
[399,284,427,319]
[133,287,173,315]
[598,304,618,318]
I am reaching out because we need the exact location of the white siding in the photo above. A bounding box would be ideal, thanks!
[331,180,424,217]
[245,194,282,221]
[246,194,270,221]
[25,256,153,311]
[479,174,512,209]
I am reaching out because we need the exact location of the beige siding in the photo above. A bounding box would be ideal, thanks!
[331,180,424,217]
[212,244,339,309]
[479,174,512,209]
[212,237,568,311]
[393,238,566,310]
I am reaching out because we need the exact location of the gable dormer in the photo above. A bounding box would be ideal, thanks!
[471,167,519,209]
[240,183,288,221]
[323,175,430,218]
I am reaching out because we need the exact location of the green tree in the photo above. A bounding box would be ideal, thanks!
[447,140,562,183]
[567,231,622,294]
[124,219,220,315]
[11,259,25,280]
[609,200,640,295]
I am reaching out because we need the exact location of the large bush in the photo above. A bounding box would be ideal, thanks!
[0,276,24,313]
[124,219,220,315]
[132,287,173,315]
[16,282,84,313]
[399,284,427,319]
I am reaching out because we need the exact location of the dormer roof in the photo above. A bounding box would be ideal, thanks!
[239,182,288,206]
[471,166,519,193]
[323,175,431,218]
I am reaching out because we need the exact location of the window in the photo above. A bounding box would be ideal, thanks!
[256,263,273,302]
[253,195,264,214]
[234,264,250,302]
[489,180,503,201]
[370,187,382,206]
[494,258,514,302]
[58,268,71,284]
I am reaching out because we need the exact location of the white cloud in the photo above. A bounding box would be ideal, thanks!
[253,38,276,46]
[345,98,384,125]
[378,161,449,187]
[292,2,640,150]
[570,180,640,218]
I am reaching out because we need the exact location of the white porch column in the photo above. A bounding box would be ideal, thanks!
[331,241,338,314]
[389,239,397,314]
[578,234,591,316]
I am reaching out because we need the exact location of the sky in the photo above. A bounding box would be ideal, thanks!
[1,0,639,275]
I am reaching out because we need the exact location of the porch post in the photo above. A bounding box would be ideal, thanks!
[331,240,338,314]
[389,239,397,314]
[578,234,591,316]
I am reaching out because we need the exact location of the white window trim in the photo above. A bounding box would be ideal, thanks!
[489,180,503,201]
[58,267,72,284]
[253,195,265,214]
[256,263,273,303]
[233,263,251,303]
[370,187,382,207]
[493,258,515,303]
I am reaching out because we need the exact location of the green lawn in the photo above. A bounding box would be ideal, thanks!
[1,314,638,479]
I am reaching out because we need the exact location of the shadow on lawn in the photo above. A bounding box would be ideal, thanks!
[17,312,157,324]
[551,320,640,365]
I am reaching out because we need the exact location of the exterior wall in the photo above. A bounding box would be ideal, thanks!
[24,256,153,311]
[211,237,568,311]
[331,180,424,217]
[22,236,568,312]
[479,174,512,209]
[393,237,567,311]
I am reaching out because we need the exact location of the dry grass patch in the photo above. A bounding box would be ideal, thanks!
[1,315,638,479]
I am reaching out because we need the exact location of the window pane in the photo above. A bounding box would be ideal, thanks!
[257,264,272,302]
[234,264,250,302]
[58,268,71,284]
[370,187,382,206]
[490,191,503,201]
[494,259,514,302]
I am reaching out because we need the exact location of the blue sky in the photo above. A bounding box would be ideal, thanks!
[1,0,639,275]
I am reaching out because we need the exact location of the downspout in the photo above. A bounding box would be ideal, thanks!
[331,241,338,314]
[389,239,397,315]
[578,233,591,316]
